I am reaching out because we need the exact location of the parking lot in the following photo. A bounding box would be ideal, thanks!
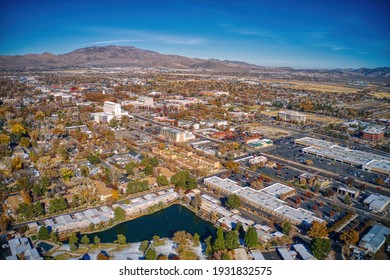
[269,141,389,188]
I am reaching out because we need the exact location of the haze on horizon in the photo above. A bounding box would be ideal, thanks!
[0,0,389,69]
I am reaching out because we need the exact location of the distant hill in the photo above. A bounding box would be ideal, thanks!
[0,46,388,79]
[0,45,263,72]
[352,67,390,78]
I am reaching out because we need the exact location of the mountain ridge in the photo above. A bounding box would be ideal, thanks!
[0,45,389,77]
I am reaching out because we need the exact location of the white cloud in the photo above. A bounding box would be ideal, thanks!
[83,27,206,45]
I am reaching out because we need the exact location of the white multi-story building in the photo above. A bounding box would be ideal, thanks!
[278,111,306,123]
[160,127,196,142]
[104,101,121,116]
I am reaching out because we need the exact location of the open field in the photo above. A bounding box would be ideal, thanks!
[257,107,344,124]
[241,123,297,139]
[371,92,390,99]
[262,79,362,94]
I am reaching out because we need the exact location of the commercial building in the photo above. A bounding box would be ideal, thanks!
[362,159,390,176]
[262,183,296,199]
[104,101,121,116]
[204,176,322,226]
[337,186,360,198]
[362,127,385,141]
[92,101,124,123]
[359,224,390,254]
[363,194,390,212]
[159,127,195,142]
[295,137,389,170]
[123,97,154,108]
[278,111,306,123]
[249,156,268,165]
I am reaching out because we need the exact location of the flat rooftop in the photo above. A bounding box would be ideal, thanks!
[204,176,242,193]
[363,159,390,174]
[236,187,285,211]
[262,183,295,197]
[274,205,324,225]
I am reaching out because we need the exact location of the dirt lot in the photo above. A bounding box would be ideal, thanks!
[242,122,296,139]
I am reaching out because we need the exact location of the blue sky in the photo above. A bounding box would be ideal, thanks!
[0,0,389,68]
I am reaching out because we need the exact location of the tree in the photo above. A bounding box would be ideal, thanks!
[213,226,225,251]
[375,177,385,186]
[193,233,200,247]
[190,194,202,210]
[94,236,101,246]
[225,230,239,250]
[311,238,331,260]
[307,221,328,239]
[170,171,197,190]
[81,235,90,245]
[139,240,149,253]
[11,123,26,136]
[224,161,239,173]
[70,243,78,252]
[48,197,68,214]
[244,226,258,248]
[344,195,351,205]
[282,221,292,235]
[226,194,241,209]
[69,232,78,245]
[144,165,153,176]
[172,231,192,255]
[34,110,45,120]
[339,229,359,245]
[38,226,50,240]
[305,159,313,165]
[80,165,89,177]
[114,234,126,244]
[11,157,23,170]
[145,247,157,260]
[125,162,135,175]
[0,134,10,145]
[114,207,126,222]
[19,137,30,148]
[204,236,213,258]
[156,175,169,187]
[60,168,74,181]
[50,231,58,242]
[87,155,101,165]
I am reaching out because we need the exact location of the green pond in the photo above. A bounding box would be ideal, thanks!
[83,204,216,243]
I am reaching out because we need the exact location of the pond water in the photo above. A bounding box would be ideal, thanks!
[82,204,216,243]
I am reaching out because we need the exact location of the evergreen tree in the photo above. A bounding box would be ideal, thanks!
[225,230,240,250]
[213,227,225,251]
[38,226,50,240]
[94,236,101,246]
[226,194,241,209]
[204,236,213,258]
[244,226,258,248]
[81,235,90,245]
[114,207,126,221]
[311,238,331,260]
[193,233,200,247]
[69,232,78,245]
[145,247,157,260]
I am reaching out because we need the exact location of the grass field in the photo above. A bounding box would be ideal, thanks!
[262,80,361,94]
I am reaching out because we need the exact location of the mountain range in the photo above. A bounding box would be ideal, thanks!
[0,45,263,72]
[0,45,389,78]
